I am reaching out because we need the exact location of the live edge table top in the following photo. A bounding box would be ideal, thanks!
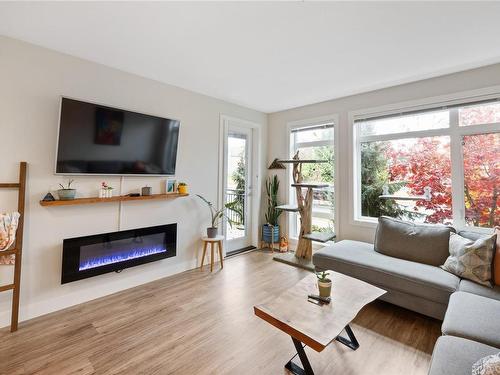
[254,271,386,352]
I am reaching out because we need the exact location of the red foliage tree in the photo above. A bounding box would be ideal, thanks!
[463,133,499,227]
[386,132,499,227]
[387,137,452,225]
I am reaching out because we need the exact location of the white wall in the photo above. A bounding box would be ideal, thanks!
[268,63,500,245]
[0,36,267,327]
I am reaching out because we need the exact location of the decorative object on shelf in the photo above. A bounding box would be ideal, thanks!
[141,186,152,196]
[57,179,76,200]
[166,178,177,194]
[196,194,236,238]
[99,181,114,198]
[316,271,332,298]
[0,161,27,332]
[262,175,281,249]
[268,158,286,169]
[279,236,288,253]
[177,182,188,194]
[42,192,55,201]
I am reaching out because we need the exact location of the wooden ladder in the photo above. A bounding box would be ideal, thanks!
[0,162,27,332]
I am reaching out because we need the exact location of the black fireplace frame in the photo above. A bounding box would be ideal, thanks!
[61,223,177,284]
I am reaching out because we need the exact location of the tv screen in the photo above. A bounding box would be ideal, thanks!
[56,98,180,175]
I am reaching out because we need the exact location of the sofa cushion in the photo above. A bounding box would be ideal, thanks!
[428,336,499,375]
[374,216,454,266]
[441,232,496,287]
[459,280,500,301]
[442,292,500,348]
[313,240,459,304]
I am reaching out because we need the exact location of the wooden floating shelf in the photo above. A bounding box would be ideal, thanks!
[302,232,336,243]
[40,193,189,207]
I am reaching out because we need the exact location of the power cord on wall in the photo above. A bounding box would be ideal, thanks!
[118,176,124,231]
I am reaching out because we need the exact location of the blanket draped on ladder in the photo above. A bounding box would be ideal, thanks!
[0,212,20,265]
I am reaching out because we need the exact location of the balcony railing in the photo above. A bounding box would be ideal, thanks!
[226,188,245,226]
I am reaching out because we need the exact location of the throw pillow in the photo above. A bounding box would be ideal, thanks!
[472,352,500,375]
[494,227,500,286]
[441,232,496,287]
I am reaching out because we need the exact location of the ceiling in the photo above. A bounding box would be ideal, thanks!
[1,2,500,113]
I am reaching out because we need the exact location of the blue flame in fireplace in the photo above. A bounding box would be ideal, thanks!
[79,245,167,271]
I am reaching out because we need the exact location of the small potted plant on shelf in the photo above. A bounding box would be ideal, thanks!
[196,194,236,238]
[178,182,188,195]
[57,179,76,200]
[263,175,281,245]
[316,271,332,298]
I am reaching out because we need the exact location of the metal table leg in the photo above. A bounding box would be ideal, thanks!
[285,337,315,375]
[335,324,360,350]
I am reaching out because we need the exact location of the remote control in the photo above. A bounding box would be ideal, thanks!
[307,294,331,303]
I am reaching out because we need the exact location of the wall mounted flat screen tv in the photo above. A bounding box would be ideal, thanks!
[56,98,180,175]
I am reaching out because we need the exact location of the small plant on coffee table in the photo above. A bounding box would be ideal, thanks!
[316,271,330,282]
[316,271,332,298]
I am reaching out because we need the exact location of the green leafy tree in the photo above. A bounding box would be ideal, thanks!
[229,154,246,225]
[361,142,406,218]
[301,146,335,231]
[301,146,334,183]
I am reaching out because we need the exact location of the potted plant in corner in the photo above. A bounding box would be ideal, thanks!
[263,175,281,244]
[196,194,236,238]
[316,271,332,298]
[57,179,76,200]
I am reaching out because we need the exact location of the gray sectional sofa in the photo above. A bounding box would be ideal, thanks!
[313,216,500,375]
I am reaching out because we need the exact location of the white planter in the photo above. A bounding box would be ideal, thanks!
[99,188,106,198]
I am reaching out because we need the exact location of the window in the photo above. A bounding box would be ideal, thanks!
[355,98,500,228]
[462,132,499,227]
[289,122,335,238]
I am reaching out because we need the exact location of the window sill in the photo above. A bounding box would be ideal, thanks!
[351,217,378,229]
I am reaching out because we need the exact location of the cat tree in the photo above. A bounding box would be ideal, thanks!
[271,152,335,260]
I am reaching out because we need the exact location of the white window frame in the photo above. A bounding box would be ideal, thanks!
[286,114,339,242]
[351,87,500,232]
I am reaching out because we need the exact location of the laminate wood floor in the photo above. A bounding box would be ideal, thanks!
[0,251,441,375]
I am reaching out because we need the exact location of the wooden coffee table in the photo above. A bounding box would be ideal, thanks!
[254,271,386,375]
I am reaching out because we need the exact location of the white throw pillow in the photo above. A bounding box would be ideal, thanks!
[441,232,496,287]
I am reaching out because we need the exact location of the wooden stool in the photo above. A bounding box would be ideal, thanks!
[200,236,224,272]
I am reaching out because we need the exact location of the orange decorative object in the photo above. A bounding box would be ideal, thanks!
[279,236,288,252]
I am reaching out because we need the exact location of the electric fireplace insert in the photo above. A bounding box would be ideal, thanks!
[61,223,176,284]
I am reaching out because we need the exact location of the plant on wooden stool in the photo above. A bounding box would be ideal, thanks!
[196,194,236,238]
[316,271,332,298]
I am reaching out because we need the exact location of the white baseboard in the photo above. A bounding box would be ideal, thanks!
[0,258,198,329]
